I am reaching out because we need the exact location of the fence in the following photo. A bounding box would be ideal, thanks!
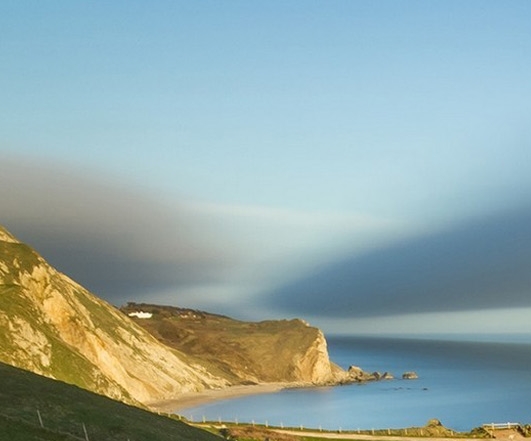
[0,410,134,441]
[482,422,521,430]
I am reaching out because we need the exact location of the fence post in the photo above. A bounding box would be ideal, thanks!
[82,422,90,441]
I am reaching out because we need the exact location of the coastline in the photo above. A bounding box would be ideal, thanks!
[148,374,383,415]
[148,382,290,413]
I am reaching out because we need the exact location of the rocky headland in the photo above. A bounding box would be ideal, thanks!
[121,302,352,387]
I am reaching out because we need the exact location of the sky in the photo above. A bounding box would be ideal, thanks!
[2,1,531,337]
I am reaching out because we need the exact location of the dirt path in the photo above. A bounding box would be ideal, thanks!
[273,428,522,441]
[483,428,526,441]
[272,429,476,441]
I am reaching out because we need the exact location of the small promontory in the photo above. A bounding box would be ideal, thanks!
[121,303,346,385]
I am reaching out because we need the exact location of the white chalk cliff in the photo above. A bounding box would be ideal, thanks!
[0,225,228,405]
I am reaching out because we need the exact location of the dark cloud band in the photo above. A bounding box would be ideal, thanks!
[264,205,531,318]
[0,157,232,303]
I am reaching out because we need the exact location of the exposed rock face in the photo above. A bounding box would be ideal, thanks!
[341,365,394,383]
[0,227,18,243]
[0,226,228,406]
[293,329,336,383]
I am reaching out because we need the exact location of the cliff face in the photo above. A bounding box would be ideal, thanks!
[0,226,228,406]
[293,329,339,383]
[121,303,342,385]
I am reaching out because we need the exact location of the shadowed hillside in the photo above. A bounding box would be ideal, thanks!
[0,361,221,441]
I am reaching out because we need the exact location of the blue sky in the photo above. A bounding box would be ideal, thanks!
[2,1,531,336]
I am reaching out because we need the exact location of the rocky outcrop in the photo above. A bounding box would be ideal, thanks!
[0,226,228,406]
[337,365,394,383]
[0,227,18,243]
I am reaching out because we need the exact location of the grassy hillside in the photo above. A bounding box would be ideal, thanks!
[121,303,338,384]
[0,361,221,441]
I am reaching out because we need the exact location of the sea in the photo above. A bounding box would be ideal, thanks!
[179,335,531,432]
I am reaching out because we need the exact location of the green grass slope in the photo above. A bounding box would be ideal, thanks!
[0,361,221,441]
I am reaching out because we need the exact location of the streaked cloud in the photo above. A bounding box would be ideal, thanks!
[190,200,404,261]
[187,200,408,298]
[317,307,531,337]
[191,201,394,229]
[0,157,235,304]
[263,203,531,319]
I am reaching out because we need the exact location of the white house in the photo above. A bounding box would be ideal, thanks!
[128,311,153,319]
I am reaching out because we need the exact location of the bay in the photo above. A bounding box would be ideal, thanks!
[179,336,531,431]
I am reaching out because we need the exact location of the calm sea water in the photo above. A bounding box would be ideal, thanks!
[180,336,531,431]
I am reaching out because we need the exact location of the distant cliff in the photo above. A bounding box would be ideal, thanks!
[121,303,345,385]
[0,225,228,406]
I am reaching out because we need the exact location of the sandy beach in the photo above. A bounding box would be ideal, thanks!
[148,382,290,413]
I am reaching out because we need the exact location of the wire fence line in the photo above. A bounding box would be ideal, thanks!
[191,415,529,439]
[482,422,521,430]
[0,410,133,441]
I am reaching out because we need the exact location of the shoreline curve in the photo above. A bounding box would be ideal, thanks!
[148,382,291,413]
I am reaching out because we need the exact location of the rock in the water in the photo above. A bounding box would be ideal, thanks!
[372,371,382,380]
[402,371,419,379]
